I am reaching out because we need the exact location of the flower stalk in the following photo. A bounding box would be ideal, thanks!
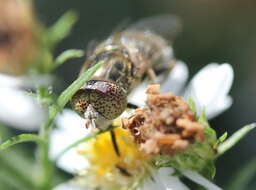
[38,122,54,190]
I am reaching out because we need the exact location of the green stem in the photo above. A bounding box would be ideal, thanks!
[0,134,43,151]
[38,123,54,190]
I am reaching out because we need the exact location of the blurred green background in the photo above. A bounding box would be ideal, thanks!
[3,0,256,189]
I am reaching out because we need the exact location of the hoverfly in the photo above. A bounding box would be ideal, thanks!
[71,15,181,131]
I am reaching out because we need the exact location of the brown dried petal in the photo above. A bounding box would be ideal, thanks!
[122,84,205,156]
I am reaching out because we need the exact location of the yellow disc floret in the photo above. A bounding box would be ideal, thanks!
[77,119,150,190]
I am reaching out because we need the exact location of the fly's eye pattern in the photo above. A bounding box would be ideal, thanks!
[85,80,127,120]
[72,80,127,120]
[70,90,90,117]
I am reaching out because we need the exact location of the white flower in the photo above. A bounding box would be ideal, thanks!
[49,109,90,173]
[0,73,51,130]
[128,62,234,119]
[50,109,222,190]
[51,62,232,189]
[49,112,189,190]
[183,63,233,119]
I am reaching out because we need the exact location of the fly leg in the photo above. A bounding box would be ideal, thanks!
[150,59,177,84]
[153,59,176,76]
[147,68,157,83]
[110,129,120,157]
[147,60,176,83]
[127,102,138,109]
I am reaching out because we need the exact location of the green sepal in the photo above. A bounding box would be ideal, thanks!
[55,49,84,68]
[214,132,228,149]
[217,123,255,156]
[154,138,216,179]
[188,97,196,114]
[153,106,217,179]
[46,11,78,49]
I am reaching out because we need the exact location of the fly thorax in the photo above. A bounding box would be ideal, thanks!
[81,46,137,92]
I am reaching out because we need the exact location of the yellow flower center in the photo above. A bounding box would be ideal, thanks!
[77,119,149,189]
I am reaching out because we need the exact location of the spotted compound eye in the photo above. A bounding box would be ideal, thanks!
[71,89,90,118]
[71,80,127,120]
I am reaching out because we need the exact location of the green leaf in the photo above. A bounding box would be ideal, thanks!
[226,157,256,190]
[55,125,116,161]
[0,134,43,151]
[47,10,78,48]
[28,49,54,74]
[47,60,104,129]
[55,49,84,67]
[218,132,228,143]
[217,123,255,156]
[56,60,104,111]
[214,132,228,149]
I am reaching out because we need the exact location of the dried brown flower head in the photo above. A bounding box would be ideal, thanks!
[122,84,205,156]
[0,0,39,75]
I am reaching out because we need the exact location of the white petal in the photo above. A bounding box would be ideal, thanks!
[140,173,165,190]
[53,182,88,190]
[183,63,234,119]
[181,170,222,190]
[161,61,189,95]
[0,74,24,88]
[205,96,233,119]
[128,62,189,107]
[141,179,164,190]
[50,109,90,173]
[128,81,148,107]
[140,168,189,190]
[22,75,53,88]
[0,88,46,130]
[0,73,53,88]
[157,168,190,190]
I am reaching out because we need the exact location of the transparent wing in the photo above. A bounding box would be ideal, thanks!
[110,18,131,34]
[86,39,99,57]
[126,14,182,41]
